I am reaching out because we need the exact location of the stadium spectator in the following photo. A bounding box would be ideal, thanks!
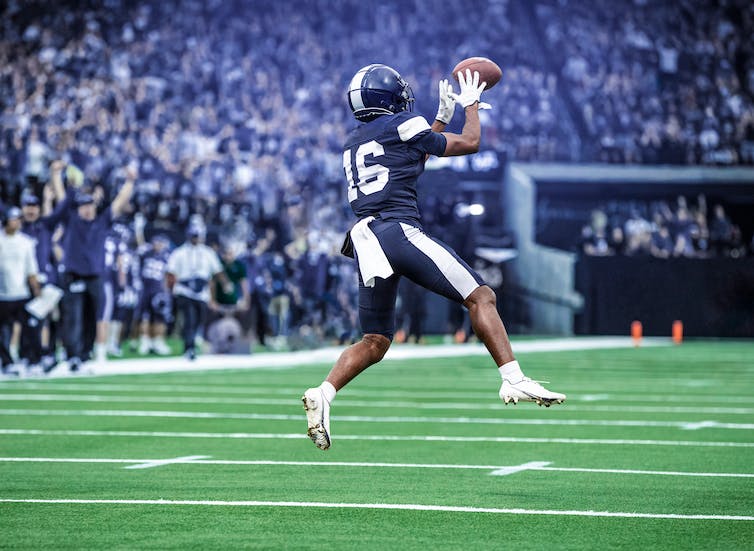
[19,165,67,367]
[709,204,736,255]
[1,0,753,354]
[136,233,173,356]
[0,206,41,375]
[208,244,251,347]
[210,244,250,315]
[166,224,230,360]
[57,165,135,372]
[104,224,140,357]
[580,209,614,256]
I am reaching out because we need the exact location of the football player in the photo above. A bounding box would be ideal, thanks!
[136,234,173,355]
[302,65,565,450]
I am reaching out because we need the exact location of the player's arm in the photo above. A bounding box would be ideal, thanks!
[442,105,480,156]
[111,164,137,219]
[165,252,177,291]
[440,70,488,157]
[25,242,41,297]
[431,79,455,134]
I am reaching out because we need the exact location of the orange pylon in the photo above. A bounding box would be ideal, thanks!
[631,320,643,347]
[672,320,683,344]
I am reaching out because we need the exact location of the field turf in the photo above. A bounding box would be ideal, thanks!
[1,340,753,550]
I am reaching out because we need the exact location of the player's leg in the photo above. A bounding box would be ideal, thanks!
[393,223,565,406]
[61,276,85,371]
[0,301,17,373]
[138,318,152,355]
[463,285,514,366]
[302,273,398,450]
[95,278,111,363]
[324,333,391,391]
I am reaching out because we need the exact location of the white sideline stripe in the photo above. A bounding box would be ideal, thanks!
[1,394,752,415]
[1,408,751,430]
[0,337,668,379]
[2,428,753,447]
[3,456,753,478]
[0,499,751,521]
[123,455,210,470]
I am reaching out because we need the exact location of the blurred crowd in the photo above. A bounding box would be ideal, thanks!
[580,194,750,259]
[536,0,754,164]
[1,0,754,372]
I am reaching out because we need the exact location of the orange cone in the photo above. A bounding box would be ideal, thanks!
[631,320,642,347]
[672,320,683,345]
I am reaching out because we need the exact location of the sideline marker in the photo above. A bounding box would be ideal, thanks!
[672,320,683,345]
[630,321,642,347]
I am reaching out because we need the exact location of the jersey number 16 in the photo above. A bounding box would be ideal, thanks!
[343,140,390,203]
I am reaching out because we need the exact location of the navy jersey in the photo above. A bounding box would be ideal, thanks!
[139,245,170,293]
[104,234,124,286]
[343,112,446,226]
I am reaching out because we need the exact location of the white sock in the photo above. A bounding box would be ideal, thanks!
[319,381,336,404]
[108,322,121,349]
[498,360,524,383]
[95,343,107,362]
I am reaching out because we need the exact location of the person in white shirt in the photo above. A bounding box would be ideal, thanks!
[166,225,230,360]
[0,207,41,374]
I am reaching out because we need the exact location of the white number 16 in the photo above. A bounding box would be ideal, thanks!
[343,140,390,203]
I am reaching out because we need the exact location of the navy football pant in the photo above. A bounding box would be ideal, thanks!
[0,299,42,367]
[356,220,485,340]
[175,295,207,353]
[61,274,102,362]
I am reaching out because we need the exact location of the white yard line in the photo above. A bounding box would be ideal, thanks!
[2,383,752,405]
[1,408,751,430]
[0,498,750,521]
[489,461,552,475]
[0,393,751,415]
[2,456,753,478]
[123,455,210,470]
[1,428,752,447]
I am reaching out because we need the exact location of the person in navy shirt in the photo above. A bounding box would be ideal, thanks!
[20,164,68,368]
[58,164,136,371]
[302,66,565,450]
[136,234,173,355]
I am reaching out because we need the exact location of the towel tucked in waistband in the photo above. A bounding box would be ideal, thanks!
[349,217,394,287]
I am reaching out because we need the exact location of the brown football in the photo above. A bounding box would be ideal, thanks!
[452,57,502,89]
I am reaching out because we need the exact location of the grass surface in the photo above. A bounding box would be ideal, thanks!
[1,340,753,549]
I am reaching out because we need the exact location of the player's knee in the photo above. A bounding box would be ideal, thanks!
[464,285,496,310]
[362,333,391,362]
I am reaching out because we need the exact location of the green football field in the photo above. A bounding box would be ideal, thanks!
[1,340,753,550]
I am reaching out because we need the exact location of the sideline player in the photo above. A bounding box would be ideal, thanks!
[302,65,565,450]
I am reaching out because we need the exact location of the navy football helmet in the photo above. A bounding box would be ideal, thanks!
[347,64,414,122]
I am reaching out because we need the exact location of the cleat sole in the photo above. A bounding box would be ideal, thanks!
[302,394,331,450]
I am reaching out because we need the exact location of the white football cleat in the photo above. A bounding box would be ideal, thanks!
[302,387,331,450]
[500,377,566,407]
[151,339,172,356]
[138,337,151,355]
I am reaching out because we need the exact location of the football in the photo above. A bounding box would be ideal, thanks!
[452,57,502,89]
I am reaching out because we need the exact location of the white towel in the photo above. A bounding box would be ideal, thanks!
[25,284,64,319]
[350,217,394,287]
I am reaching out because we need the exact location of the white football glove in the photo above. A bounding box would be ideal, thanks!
[435,79,456,124]
[450,69,492,110]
